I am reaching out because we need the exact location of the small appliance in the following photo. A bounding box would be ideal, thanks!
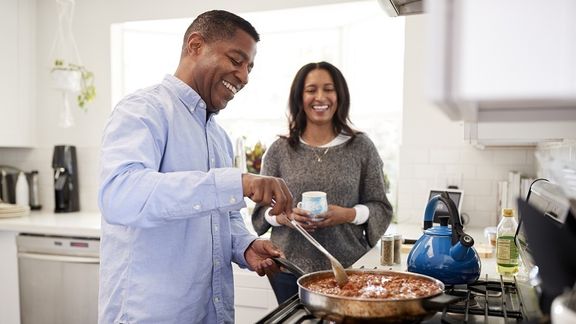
[407,191,481,285]
[52,145,80,212]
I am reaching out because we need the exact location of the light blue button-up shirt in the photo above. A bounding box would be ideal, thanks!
[98,75,256,324]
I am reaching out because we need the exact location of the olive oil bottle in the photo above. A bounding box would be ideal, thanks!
[496,208,519,275]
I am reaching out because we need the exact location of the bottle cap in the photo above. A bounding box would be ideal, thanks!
[502,208,514,217]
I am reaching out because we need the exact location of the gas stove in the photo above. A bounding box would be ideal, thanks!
[256,179,574,324]
[255,274,542,324]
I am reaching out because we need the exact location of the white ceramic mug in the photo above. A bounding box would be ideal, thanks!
[297,191,328,221]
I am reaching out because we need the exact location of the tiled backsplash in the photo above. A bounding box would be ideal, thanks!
[0,146,100,213]
[2,140,574,223]
[396,145,537,228]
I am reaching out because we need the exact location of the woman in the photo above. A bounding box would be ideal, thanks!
[251,61,393,303]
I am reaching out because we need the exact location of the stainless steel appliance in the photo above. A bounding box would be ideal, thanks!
[0,165,20,203]
[26,170,42,210]
[17,234,99,324]
[256,180,575,323]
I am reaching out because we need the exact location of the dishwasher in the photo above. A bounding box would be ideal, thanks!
[17,233,100,324]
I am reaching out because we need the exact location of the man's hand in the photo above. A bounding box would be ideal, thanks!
[245,239,284,276]
[242,173,293,216]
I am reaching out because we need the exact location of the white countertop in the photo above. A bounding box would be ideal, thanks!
[0,213,500,276]
[0,211,101,237]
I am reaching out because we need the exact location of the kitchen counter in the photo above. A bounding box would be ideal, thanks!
[0,211,101,237]
[352,223,500,278]
[0,211,101,324]
[0,215,501,324]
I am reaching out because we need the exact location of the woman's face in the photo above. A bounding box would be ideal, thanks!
[302,68,337,126]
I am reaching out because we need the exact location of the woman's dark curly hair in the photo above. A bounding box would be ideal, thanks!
[284,61,358,148]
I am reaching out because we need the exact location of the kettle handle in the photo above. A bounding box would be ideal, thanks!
[423,193,466,245]
[439,191,467,245]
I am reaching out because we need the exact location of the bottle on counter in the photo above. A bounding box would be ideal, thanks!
[393,234,402,265]
[496,208,519,275]
[15,171,29,207]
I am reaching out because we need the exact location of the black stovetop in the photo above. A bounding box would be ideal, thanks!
[256,275,545,324]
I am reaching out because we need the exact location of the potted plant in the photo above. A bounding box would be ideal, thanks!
[245,141,266,174]
[51,59,96,110]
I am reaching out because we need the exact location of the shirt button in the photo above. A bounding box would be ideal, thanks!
[214,296,220,303]
[193,204,201,210]
[211,158,215,163]
[229,196,237,204]
[214,225,219,231]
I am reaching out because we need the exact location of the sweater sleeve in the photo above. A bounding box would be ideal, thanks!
[251,140,282,236]
[358,136,393,247]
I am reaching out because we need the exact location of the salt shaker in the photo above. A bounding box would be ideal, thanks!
[393,234,403,264]
[380,234,395,266]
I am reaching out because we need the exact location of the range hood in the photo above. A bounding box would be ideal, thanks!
[378,0,424,16]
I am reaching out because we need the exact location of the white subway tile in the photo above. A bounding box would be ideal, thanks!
[474,195,498,212]
[492,149,529,164]
[411,164,444,179]
[399,147,429,164]
[461,179,494,196]
[461,148,493,165]
[476,165,509,180]
[429,149,461,164]
[466,211,496,228]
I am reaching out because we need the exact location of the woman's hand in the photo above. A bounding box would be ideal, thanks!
[314,205,355,228]
[275,207,319,232]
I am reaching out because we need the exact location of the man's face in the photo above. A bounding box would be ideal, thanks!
[194,30,257,113]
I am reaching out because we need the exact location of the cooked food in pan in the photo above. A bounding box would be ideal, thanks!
[302,272,443,299]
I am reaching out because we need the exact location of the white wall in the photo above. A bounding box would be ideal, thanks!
[0,0,370,212]
[397,15,536,228]
[2,2,553,224]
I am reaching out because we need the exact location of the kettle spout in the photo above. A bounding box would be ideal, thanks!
[450,234,474,261]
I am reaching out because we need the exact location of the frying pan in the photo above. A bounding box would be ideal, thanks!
[273,258,462,323]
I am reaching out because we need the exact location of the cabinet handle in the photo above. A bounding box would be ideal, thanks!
[18,252,99,264]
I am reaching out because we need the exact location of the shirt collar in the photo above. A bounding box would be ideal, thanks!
[162,74,207,115]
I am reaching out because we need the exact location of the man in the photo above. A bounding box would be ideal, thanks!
[98,10,293,323]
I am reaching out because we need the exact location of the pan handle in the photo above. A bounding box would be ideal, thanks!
[272,257,306,277]
[422,293,465,311]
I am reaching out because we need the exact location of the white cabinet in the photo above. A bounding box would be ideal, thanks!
[233,266,278,323]
[0,231,21,324]
[427,0,576,146]
[0,0,36,147]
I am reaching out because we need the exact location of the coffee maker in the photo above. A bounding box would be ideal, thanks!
[52,145,80,212]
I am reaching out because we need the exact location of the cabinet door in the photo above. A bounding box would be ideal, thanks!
[428,0,576,122]
[0,0,36,147]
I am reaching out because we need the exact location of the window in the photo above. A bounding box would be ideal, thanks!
[111,1,404,214]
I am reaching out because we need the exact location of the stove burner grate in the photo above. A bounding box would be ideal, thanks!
[256,275,529,323]
[440,275,525,323]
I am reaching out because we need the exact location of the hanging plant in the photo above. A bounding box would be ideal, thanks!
[51,59,96,110]
[49,0,96,127]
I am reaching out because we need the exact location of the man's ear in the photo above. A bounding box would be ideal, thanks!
[186,32,203,55]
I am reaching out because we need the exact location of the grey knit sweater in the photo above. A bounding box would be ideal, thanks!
[251,134,393,273]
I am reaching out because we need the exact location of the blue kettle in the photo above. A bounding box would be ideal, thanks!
[407,192,481,284]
